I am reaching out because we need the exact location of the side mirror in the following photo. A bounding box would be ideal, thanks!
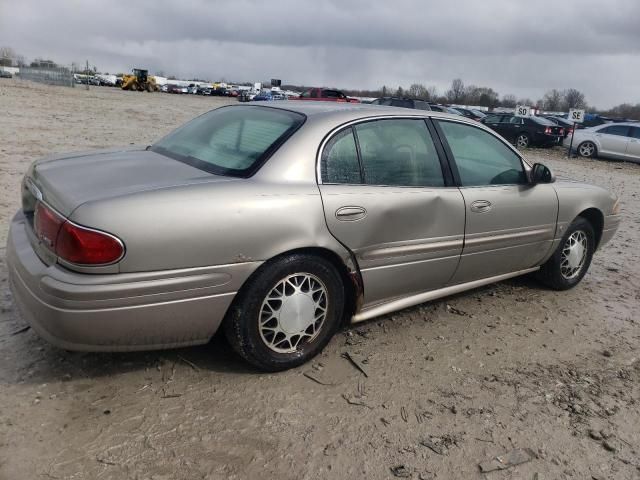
[530,163,555,184]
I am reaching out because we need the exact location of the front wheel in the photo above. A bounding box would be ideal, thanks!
[516,133,530,149]
[536,217,595,290]
[223,254,345,371]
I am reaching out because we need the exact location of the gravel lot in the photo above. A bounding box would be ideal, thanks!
[1,79,639,480]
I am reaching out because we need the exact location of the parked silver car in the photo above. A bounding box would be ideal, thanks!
[565,122,640,163]
[7,104,620,370]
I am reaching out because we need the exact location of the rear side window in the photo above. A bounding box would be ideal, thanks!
[529,116,555,126]
[321,128,361,184]
[600,125,630,137]
[438,121,526,186]
[484,115,502,123]
[151,106,305,177]
[354,119,444,187]
[390,99,413,109]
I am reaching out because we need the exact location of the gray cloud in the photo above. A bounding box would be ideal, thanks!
[1,0,639,107]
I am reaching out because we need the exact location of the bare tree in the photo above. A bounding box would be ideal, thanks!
[501,94,517,108]
[562,88,587,110]
[446,78,465,104]
[407,83,427,99]
[542,89,563,111]
[425,86,438,101]
[0,46,16,66]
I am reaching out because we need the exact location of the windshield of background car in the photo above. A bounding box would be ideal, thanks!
[151,106,305,177]
[530,116,555,126]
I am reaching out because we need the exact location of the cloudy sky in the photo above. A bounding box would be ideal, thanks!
[1,0,638,107]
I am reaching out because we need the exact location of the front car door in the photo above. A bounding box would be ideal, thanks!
[434,120,558,284]
[318,117,466,306]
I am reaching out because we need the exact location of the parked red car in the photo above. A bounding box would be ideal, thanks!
[290,88,360,103]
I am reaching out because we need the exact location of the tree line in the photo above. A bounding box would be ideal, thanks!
[344,78,638,119]
[1,46,637,119]
[344,78,591,112]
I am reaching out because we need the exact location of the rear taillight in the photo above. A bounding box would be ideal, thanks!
[34,201,124,265]
[545,127,552,134]
[34,202,64,249]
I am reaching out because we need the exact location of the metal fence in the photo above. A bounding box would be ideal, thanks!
[18,66,75,87]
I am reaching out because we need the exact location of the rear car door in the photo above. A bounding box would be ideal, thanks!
[318,118,465,305]
[483,114,510,140]
[503,115,524,143]
[627,126,640,161]
[596,125,631,158]
[434,120,558,283]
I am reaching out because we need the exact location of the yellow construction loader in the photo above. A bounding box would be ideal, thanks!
[121,69,158,92]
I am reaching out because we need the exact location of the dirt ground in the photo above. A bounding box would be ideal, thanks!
[0,79,638,480]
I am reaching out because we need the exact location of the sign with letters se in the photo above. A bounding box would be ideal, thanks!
[568,109,585,123]
[515,105,532,117]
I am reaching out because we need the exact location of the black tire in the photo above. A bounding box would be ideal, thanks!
[223,253,345,371]
[516,133,530,149]
[537,217,595,290]
[577,141,597,158]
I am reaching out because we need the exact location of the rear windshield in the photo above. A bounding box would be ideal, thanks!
[530,116,555,126]
[151,106,305,177]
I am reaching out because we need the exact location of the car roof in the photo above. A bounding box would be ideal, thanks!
[237,101,465,124]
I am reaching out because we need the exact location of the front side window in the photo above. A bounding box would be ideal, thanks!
[630,126,640,139]
[600,125,630,137]
[438,121,526,186]
[321,128,361,184]
[151,106,305,177]
[354,119,444,187]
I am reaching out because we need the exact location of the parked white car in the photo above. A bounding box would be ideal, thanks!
[565,123,640,163]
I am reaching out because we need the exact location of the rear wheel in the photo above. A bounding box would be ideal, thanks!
[537,217,595,290]
[516,133,530,149]
[577,141,597,158]
[224,254,345,371]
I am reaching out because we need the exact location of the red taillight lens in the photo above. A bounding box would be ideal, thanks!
[34,201,124,265]
[56,221,124,265]
[545,127,552,134]
[34,202,64,250]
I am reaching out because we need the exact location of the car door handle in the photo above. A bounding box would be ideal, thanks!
[335,206,367,221]
[470,200,492,213]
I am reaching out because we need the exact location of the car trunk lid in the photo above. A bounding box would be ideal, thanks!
[23,147,235,217]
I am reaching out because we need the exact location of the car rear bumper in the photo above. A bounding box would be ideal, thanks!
[6,211,261,352]
[533,133,563,146]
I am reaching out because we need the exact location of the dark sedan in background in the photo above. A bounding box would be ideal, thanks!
[481,114,564,148]
[450,107,487,121]
[369,97,431,110]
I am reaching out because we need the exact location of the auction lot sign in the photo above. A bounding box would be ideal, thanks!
[515,105,532,117]
[568,109,585,124]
